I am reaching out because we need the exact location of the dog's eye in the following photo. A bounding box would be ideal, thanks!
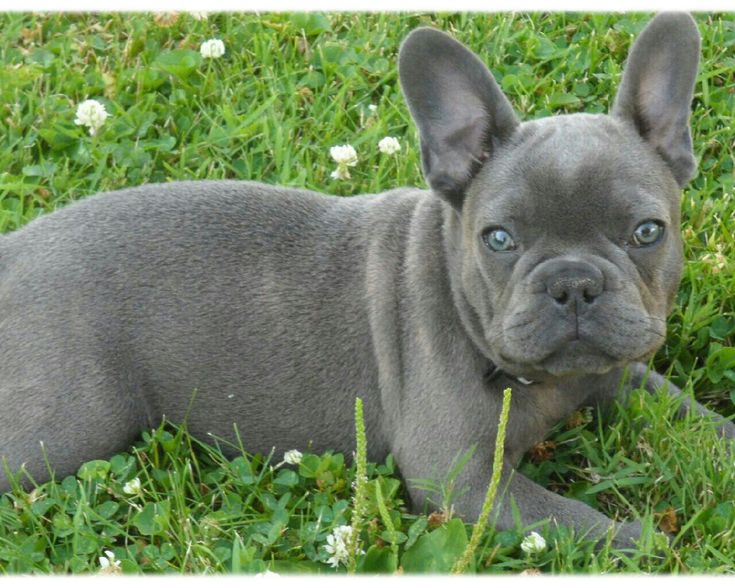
[632,220,664,246]
[483,228,516,252]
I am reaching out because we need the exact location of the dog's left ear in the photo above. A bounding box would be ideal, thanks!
[613,13,700,187]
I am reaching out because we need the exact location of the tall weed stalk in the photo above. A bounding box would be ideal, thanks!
[452,387,513,573]
[348,396,369,573]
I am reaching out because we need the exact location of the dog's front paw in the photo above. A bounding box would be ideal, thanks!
[607,520,674,553]
[720,419,735,440]
[607,520,642,549]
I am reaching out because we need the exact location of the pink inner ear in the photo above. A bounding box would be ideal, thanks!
[442,114,490,154]
[635,51,672,128]
[634,50,693,175]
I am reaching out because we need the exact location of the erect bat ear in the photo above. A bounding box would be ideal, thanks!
[399,28,519,210]
[612,13,701,187]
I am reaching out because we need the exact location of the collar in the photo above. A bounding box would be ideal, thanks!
[485,363,536,386]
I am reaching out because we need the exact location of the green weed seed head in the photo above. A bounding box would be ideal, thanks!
[453,388,512,574]
[348,396,369,573]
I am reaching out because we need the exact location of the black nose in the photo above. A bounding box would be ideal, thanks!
[543,260,604,306]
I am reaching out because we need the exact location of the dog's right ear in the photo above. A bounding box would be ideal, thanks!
[399,28,519,210]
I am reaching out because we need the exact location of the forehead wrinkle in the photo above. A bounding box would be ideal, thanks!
[513,119,636,228]
[469,113,679,233]
[522,157,616,232]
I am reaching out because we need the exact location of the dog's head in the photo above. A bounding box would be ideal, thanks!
[399,14,699,380]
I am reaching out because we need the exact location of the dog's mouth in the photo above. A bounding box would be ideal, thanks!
[491,321,664,382]
[534,339,622,376]
[484,292,668,382]
[494,337,622,381]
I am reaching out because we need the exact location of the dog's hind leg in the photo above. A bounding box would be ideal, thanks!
[0,336,150,493]
[0,236,154,493]
[0,377,148,493]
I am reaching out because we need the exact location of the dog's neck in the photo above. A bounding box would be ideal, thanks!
[440,204,486,348]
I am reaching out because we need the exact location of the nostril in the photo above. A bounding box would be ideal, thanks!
[542,260,605,308]
[554,291,569,305]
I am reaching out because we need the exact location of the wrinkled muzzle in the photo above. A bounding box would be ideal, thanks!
[488,255,667,378]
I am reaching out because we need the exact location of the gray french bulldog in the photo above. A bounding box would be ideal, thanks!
[0,13,732,548]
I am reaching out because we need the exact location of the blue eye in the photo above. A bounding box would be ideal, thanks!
[483,227,516,252]
[632,220,664,246]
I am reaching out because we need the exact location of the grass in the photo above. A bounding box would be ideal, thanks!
[0,11,734,574]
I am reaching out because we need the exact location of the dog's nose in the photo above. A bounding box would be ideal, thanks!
[543,260,604,306]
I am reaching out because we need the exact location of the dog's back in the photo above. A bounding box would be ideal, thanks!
[0,180,426,488]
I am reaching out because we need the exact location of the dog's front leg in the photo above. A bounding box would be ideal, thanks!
[492,461,643,548]
[390,405,643,549]
[589,363,735,439]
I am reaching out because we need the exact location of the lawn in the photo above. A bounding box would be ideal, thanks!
[0,11,734,574]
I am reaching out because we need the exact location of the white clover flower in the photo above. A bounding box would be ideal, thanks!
[329,144,358,181]
[254,570,280,577]
[122,477,141,495]
[283,449,303,465]
[520,531,547,555]
[330,167,351,181]
[378,136,401,155]
[189,11,208,20]
[368,104,377,113]
[200,38,225,59]
[324,525,354,568]
[99,549,122,574]
[74,99,109,136]
[330,144,358,166]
